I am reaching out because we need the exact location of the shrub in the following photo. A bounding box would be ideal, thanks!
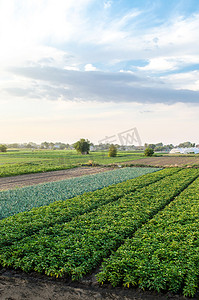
[108,144,117,157]
[144,147,154,156]
[0,144,7,152]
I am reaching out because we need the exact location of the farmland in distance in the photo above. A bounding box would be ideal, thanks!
[0,150,144,177]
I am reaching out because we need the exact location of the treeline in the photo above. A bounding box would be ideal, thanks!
[144,142,174,152]
[4,142,73,150]
[0,141,198,152]
[144,141,198,152]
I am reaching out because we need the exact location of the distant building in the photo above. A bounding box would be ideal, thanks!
[170,147,199,154]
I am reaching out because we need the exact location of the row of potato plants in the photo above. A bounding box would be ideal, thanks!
[97,175,199,297]
[0,168,177,247]
[0,167,159,219]
[0,168,198,281]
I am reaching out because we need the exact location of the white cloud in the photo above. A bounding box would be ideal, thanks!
[84,64,97,71]
[0,0,92,67]
[138,57,177,72]
[1,1,199,74]
[64,65,80,71]
[138,55,199,73]
[161,71,199,91]
[0,1,199,145]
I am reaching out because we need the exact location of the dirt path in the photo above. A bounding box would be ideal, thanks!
[0,167,113,191]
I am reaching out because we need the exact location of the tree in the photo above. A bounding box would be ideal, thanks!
[8,143,20,148]
[178,141,195,148]
[41,142,50,149]
[144,147,154,156]
[74,138,91,154]
[108,144,117,157]
[49,142,55,150]
[148,144,156,150]
[0,144,7,152]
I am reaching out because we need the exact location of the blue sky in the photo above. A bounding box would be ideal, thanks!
[0,0,199,145]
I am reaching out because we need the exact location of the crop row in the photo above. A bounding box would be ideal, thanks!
[97,174,199,297]
[0,167,160,219]
[0,168,177,247]
[0,161,75,177]
[0,168,198,281]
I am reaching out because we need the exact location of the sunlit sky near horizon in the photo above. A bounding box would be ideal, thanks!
[1,0,199,145]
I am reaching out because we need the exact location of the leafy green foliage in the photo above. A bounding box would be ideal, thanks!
[144,147,154,156]
[73,139,91,154]
[0,168,177,247]
[97,172,199,297]
[0,168,196,283]
[0,145,7,152]
[0,167,160,219]
[108,145,117,157]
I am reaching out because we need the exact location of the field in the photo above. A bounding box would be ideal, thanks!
[124,155,199,167]
[1,150,199,180]
[0,150,144,177]
[1,167,199,299]
[0,167,159,219]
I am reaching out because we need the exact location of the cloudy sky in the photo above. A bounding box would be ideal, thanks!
[1,0,199,145]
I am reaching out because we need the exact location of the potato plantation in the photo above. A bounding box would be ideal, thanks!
[0,166,199,298]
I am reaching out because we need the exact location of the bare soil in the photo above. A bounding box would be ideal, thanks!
[123,156,199,167]
[1,268,198,300]
[0,167,113,191]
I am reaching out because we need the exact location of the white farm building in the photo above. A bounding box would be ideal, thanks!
[170,147,199,154]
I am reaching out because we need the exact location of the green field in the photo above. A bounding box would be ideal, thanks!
[0,167,160,219]
[1,167,199,297]
[0,150,144,177]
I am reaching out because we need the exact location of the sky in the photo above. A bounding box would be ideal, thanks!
[0,0,199,146]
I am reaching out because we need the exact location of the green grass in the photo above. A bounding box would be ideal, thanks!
[0,150,144,177]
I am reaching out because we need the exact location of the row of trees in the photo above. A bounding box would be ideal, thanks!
[1,140,197,154]
[144,143,174,152]
[177,141,196,148]
[6,142,73,150]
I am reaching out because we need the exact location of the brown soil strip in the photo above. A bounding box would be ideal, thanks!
[0,268,198,300]
[0,167,114,191]
[122,156,199,167]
